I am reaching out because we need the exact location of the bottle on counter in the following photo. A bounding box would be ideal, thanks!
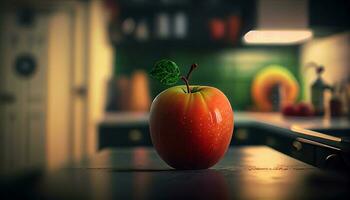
[329,83,342,117]
[155,13,170,39]
[122,18,136,36]
[227,15,241,44]
[209,18,225,40]
[128,70,151,112]
[269,84,282,112]
[174,12,187,39]
[310,65,332,116]
[135,19,149,41]
[345,79,350,119]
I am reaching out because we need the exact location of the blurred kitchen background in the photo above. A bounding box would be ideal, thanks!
[0,0,349,173]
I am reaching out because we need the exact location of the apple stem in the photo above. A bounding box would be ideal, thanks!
[181,63,198,93]
[186,63,198,80]
[181,76,190,93]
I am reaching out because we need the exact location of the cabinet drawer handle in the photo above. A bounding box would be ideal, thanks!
[292,140,303,151]
[128,129,142,142]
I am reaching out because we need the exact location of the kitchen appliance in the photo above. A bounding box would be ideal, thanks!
[244,0,312,45]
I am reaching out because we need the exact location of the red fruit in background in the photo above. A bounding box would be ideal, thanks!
[295,103,314,116]
[282,104,296,116]
[149,86,234,169]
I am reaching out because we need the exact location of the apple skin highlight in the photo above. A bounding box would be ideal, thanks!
[149,85,234,169]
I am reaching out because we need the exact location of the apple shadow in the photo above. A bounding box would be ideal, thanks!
[109,168,175,172]
[77,167,175,172]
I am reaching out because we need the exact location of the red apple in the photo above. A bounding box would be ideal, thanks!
[295,102,314,116]
[149,85,234,169]
[282,104,296,116]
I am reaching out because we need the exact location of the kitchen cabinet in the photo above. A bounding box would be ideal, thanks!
[99,124,151,148]
[98,112,350,170]
[309,0,350,34]
[99,125,266,149]
[98,122,267,149]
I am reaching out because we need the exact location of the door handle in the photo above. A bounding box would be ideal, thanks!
[0,92,16,104]
[73,86,88,98]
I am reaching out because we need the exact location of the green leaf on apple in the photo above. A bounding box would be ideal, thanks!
[150,59,180,86]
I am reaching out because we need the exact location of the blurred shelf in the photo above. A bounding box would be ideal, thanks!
[112,39,242,49]
[115,0,249,11]
[108,0,255,50]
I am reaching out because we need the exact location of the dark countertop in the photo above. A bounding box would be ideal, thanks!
[99,112,350,152]
[8,146,349,200]
[99,112,350,131]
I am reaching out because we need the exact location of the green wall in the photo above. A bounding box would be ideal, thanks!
[115,46,300,111]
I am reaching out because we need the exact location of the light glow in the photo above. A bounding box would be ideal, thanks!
[243,30,313,45]
[290,125,342,142]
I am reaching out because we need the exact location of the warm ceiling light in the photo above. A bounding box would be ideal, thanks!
[243,30,313,45]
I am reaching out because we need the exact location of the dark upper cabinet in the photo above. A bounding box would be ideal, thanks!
[309,0,350,34]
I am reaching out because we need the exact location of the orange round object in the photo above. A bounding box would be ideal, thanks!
[149,85,234,169]
[251,65,299,111]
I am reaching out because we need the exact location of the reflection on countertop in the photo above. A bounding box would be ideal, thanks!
[23,146,350,200]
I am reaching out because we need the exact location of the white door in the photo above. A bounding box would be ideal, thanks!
[0,3,89,172]
[0,11,48,172]
[46,4,89,169]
